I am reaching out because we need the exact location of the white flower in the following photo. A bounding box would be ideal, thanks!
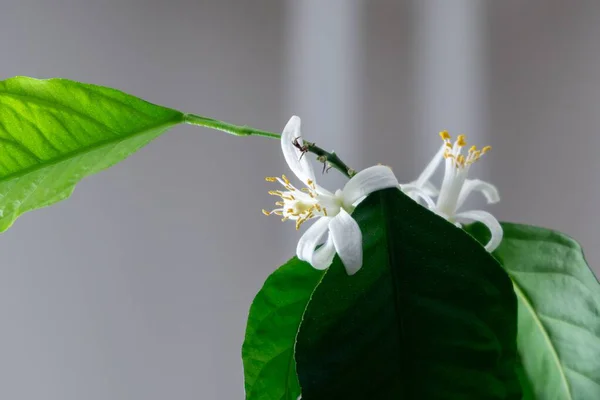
[401,131,503,252]
[263,116,399,275]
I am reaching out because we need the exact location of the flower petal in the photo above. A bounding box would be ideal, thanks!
[310,236,337,270]
[342,165,399,208]
[329,209,363,275]
[281,116,316,185]
[455,209,503,252]
[456,179,500,211]
[421,181,440,197]
[399,184,436,209]
[414,144,445,188]
[296,216,331,264]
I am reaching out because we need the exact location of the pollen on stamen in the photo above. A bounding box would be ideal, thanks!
[262,209,271,216]
[439,130,451,140]
[456,135,467,147]
[469,145,477,153]
[482,145,492,154]
[282,175,291,185]
[265,177,277,182]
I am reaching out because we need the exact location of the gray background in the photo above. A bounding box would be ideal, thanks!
[1,0,599,398]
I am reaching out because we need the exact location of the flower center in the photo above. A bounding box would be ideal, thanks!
[436,131,491,217]
[440,130,491,170]
[262,175,341,230]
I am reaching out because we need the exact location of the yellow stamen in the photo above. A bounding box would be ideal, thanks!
[323,208,328,216]
[265,176,277,182]
[457,135,467,147]
[268,190,282,196]
[469,145,477,153]
[296,217,306,230]
[282,175,291,185]
[279,194,295,201]
[274,210,283,216]
[439,130,451,140]
[482,146,492,154]
[262,209,271,216]
[275,201,284,206]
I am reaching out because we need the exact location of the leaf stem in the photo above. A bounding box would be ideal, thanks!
[184,113,356,178]
[184,114,280,139]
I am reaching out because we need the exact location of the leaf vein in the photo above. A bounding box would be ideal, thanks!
[510,279,573,399]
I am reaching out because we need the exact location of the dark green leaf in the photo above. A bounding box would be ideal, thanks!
[243,257,324,400]
[466,222,600,400]
[0,77,184,231]
[296,188,520,399]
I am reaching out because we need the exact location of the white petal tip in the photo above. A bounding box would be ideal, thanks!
[344,262,362,276]
[329,210,363,276]
[455,210,503,253]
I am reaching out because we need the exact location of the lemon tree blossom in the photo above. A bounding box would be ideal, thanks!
[263,116,399,275]
[401,131,502,252]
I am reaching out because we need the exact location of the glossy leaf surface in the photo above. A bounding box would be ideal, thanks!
[467,222,600,400]
[0,77,183,231]
[243,257,324,400]
[296,189,520,399]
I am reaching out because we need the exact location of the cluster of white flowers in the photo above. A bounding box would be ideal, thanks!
[263,116,502,275]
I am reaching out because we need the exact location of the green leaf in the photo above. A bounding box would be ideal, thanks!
[0,76,184,231]
[295,188,521,399]
[242,257,324,400]
[465,222,600,400]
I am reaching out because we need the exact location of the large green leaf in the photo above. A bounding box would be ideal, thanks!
[466,222,600,400]
[0,76,184,231]
[242,257,324,400]
[295,188,521,399]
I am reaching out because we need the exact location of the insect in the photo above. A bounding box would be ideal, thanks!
[292,137,309,160]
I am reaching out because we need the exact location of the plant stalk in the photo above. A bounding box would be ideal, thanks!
[184,114,355,178]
